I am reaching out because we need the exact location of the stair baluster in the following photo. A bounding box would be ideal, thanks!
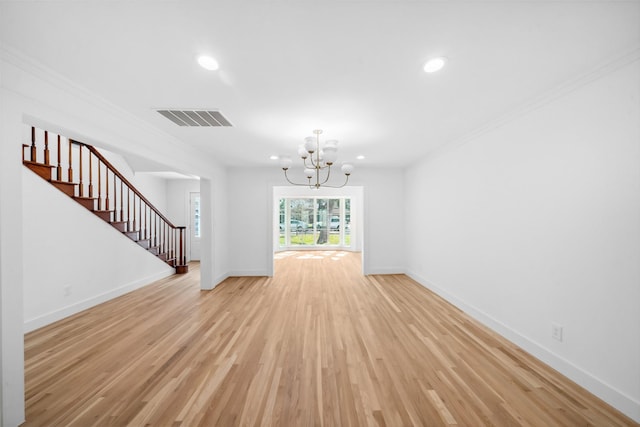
[119,179,124,223]
[44,131,50,165]
[56,135,62,180]
[88,153,93,198]
[78,144,84,197]
[98,160,102,210]
[30,127,37,162]
[112,173,118,221]
[105,165,110,211]
[68,139,74,183]
[132,193,137,234]
[143,203,148,240]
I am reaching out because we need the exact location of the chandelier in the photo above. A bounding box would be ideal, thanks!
[279,129,354,189]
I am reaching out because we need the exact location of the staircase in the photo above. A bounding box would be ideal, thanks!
[22,126,188,274]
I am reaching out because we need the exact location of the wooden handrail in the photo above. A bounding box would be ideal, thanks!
[72,140,177,228]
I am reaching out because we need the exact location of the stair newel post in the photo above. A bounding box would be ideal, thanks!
[56,135,62,180]
[180,226,186,265]
[88,151,93,198]
[44,131,50,165]
[175,226,188,273]
[78,144,84,197]
[68,139,74,183]
[30,126,37,162]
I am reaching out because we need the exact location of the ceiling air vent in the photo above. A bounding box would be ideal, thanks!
[157,110,232,127]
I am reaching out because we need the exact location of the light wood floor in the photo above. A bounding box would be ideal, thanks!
[23,251,636,426]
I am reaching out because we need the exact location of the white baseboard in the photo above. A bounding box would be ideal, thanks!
[365,267,406,275]
[24,269,175,333]
[406,270,640,423]
[228,270,270,277]
[210,273,230,289]
[199,272,265,291]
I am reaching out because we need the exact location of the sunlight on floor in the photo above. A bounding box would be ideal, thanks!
[274,251,349,261]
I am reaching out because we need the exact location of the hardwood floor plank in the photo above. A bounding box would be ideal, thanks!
[22,252,637,426]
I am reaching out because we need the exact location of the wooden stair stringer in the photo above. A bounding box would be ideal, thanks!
[22,159,180,272]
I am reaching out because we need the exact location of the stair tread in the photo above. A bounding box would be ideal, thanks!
[23,160,54,168]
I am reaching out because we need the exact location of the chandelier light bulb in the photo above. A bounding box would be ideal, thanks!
[341,163,354,175]
[304,168,315,179]
[298,145,308,159]
[279,157,292,170]
[304,136,316,153]
[323,149,338,165]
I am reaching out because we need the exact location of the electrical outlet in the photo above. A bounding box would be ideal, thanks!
[552,323,563,342]
[64,285,72,297]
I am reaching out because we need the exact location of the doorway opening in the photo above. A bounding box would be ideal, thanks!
[272,185,365,275]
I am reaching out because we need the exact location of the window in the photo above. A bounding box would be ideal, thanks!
[193,195,201,238]
[279,197,351,248]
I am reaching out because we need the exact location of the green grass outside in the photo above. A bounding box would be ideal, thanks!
[279,232,351,246]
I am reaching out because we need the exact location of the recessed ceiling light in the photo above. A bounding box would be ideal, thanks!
[356,155,365,160]
[197,55,219,71]
[270,155,279,160]
[423,57,447,73]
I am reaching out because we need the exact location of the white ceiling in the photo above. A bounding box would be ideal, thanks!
[1,1,638,170]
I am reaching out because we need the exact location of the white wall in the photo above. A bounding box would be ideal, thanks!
[350,168,405,274]
[200,170,229,290]
[22,168,175,332]
[227,166,405,276]
[130,173,169,214]
[404,58,640,421]
[1,48,230,425]
[0,85,26,427]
